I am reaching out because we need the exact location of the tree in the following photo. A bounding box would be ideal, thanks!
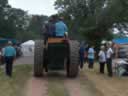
[8,8,30,40]
[0,0,28,38]
[0,0,49,42]
[0,0,14,38]
[55,0,128,47]
[27,15,48,40]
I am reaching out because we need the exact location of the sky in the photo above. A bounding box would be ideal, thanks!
[8,0,57,16]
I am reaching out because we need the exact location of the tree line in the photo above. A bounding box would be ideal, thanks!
[0,0,48,42]
[0,0,128,46]
[54,0,128,46]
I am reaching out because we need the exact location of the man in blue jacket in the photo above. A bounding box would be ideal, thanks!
[45,16,56,37]
[55,17,68,37]
[79,43,85,69]
[3,41,16,77]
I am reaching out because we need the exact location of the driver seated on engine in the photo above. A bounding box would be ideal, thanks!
[44,16,68,45]
[55,17,68,38]
[44,16,56,37]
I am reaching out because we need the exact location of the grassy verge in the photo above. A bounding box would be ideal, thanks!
[0,64,32,96]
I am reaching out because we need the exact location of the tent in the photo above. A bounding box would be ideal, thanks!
[0,38,17,48]
[113,38,128,45]
[0,38,17,44]
[21,40,35,56]
[113,38,128,58]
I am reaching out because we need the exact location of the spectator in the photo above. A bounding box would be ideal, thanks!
[3,41,16,77]
[0,48,2,65]
[84,44,89,64]
[98,46,106,74]
[55,17,68,37]
[1,47,5,64]
[106,42,113,77]
[79,43,85,69]
[88,45,95,69]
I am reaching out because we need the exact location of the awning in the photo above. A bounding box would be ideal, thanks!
[113,38,128,45]
[0,38,17,44]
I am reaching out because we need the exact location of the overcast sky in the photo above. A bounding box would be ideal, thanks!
[8,0,57,16]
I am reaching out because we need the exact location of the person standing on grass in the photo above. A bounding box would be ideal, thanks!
[106,42,113,77]
[84,45,89,64]
[0,48,2,65]
[79,43,85,69]
[88,45,95,69]
[3,41,16,77]
[98,46,106,74]
[1,47,5,64]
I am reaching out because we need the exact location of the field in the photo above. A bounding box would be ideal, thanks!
[0,62,128,96]
[0,65,31,96]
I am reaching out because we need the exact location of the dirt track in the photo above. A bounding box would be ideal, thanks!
[65,78,81,96]
[24,72,102,96]
[25,77,48,96]
[15,57,102,96]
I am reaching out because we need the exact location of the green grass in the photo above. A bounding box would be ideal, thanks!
[0,64,32,96]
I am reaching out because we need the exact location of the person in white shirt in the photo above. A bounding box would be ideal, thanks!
[106,42,113,77]
[98,46,106,74]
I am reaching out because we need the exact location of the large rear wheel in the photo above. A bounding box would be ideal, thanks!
[67,40,80,77]
[34,40,44,77]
